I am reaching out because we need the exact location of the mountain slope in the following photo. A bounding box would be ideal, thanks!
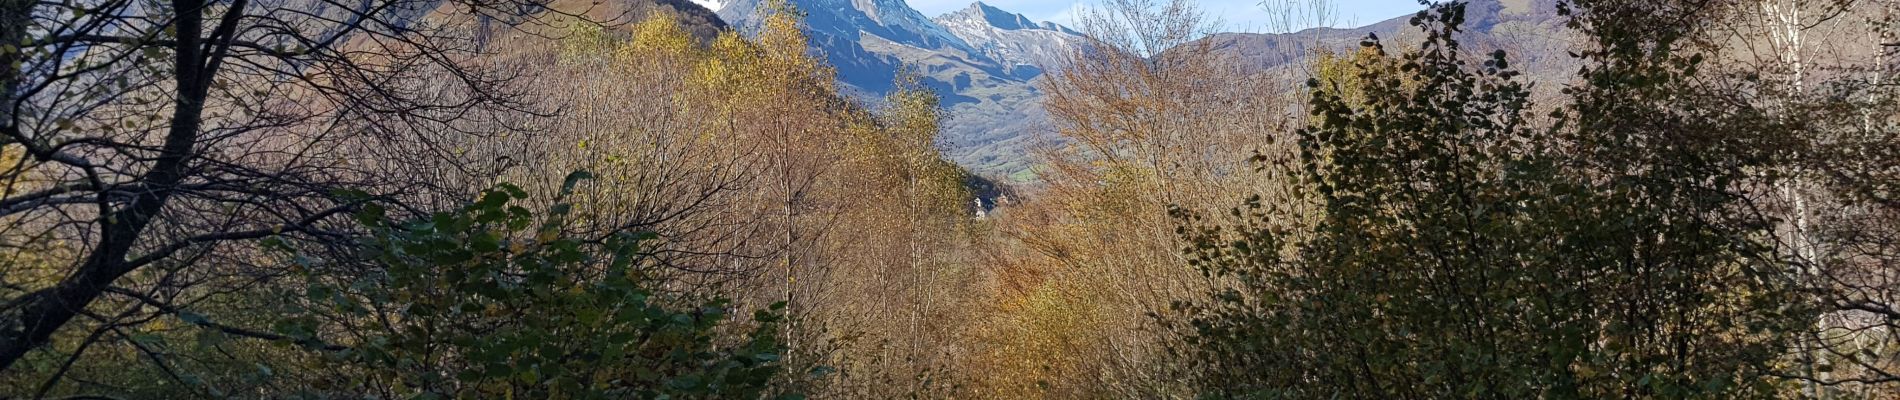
[719,0,982,96]
[711,0,1571,181]
[1203,0,1575,83]
[935,2,1085,76]
[718,0,1083,179]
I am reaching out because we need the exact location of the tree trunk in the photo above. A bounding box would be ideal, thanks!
[0,0,240,371]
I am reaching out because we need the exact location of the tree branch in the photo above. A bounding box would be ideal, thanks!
[103,287,349,352]
[122,200,361,269]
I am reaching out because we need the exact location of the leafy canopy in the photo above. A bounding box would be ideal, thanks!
[278,173,797,399]
[1172,3,1808,398]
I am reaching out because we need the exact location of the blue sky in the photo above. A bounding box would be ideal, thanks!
[909,0,1428,32]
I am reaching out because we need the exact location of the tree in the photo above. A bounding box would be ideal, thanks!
[1006,0,1294,395]
[1703,0,1900,394]
[271,175,793,399]
[833,72,976,397]
[1173,1,1812,397]
[0,0,567,373]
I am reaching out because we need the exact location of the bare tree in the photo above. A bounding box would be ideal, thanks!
[1703,0,1900,395]
[0,0,570,373]
[1003,0,1296,395]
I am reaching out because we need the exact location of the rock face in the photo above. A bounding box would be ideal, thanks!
[718,0,1085,180]
[934,2,1085,75]
[710,0,1567,180]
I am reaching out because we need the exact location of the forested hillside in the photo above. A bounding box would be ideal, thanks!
[716,0,1089,180]
[3,0,1900,398]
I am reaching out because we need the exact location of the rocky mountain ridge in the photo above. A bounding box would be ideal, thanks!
[709,0,1572,180]
[716,0,1086,179]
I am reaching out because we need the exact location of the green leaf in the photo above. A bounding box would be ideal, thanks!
[561,170,596,194]
[177,311,210,326]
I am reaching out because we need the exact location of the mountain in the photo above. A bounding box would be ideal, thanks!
[710,0,1573,181]
[449,0,728,47]
[717,0,1085,180]
[934,2,1085,75]
[1202,0,1575,83]
[546,0,728,39]
[718,0,981,96]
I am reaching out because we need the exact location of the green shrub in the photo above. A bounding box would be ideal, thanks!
[279,173,797,399]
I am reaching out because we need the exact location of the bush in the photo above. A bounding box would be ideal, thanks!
[1170,4,1808,398]
[277,173,798,399]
